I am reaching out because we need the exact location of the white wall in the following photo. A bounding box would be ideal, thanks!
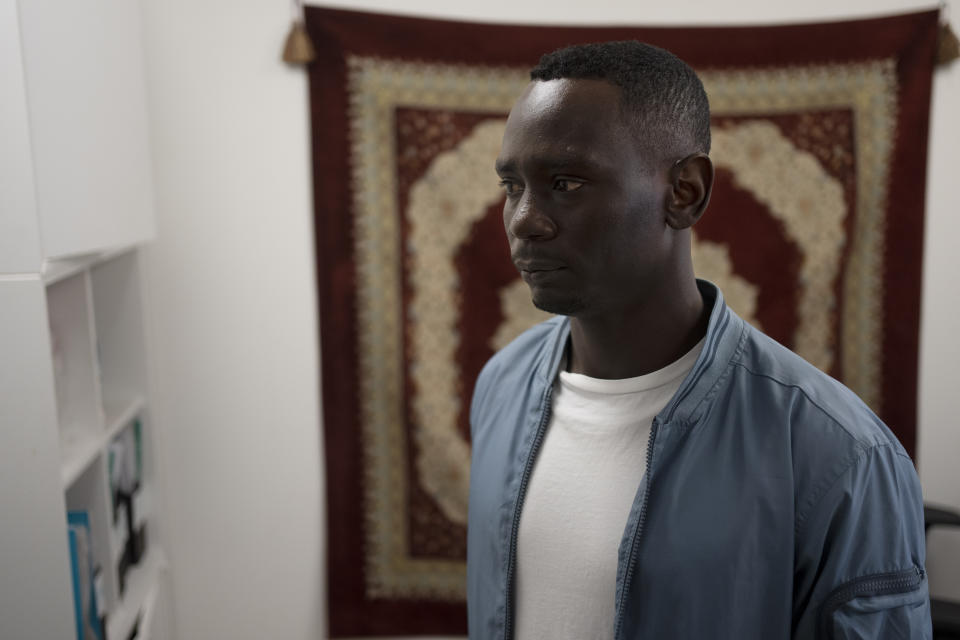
[140,2,322,638]
[140,1,960,639]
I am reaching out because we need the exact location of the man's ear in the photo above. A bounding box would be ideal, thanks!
[665,153,714,230]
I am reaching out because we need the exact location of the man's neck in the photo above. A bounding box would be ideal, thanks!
[566,279,708,380]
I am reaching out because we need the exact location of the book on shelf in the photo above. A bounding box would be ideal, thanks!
[67,510,105,640]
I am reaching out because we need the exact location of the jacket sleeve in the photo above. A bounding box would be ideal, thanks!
[792,443,932,639]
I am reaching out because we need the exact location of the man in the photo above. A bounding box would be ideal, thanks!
[467,41,930,639]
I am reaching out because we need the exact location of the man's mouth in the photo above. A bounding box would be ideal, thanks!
[516,261,566,283]
[515,260,565,273]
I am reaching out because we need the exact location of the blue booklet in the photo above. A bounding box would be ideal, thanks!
[67,511,104,640]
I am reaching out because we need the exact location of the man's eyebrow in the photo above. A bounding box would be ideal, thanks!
[495,153,611,176]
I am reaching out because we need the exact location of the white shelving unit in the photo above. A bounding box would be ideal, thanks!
[2,249,171,640]
[0,0,169,638]
[51,249,170,640]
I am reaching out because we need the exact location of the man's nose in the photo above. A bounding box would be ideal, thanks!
[507,193,557,241]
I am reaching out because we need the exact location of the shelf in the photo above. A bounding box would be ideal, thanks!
[42,246,132,286]
[60,427,106,489]
[29,244,170,637]
[5,0,159,633]
[62,394,145,489]
[106,546,168,640]
[47,271,103,444]
[43,253,99,286]
[106,395,146,442]
[91,250,148,418]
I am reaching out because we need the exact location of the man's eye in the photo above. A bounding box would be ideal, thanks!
[499,180,522,196]
[554,179,584,192]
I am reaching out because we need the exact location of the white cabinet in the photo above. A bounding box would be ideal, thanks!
[0,278,76,640]
[1,0,167,638]
[1,250,171,640]
[0,0,42,273]
[1,0,155,264]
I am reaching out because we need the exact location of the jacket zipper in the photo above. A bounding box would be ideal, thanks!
[818,566,925,639]
[612,416,661,640]
[503,384,554,640]
[608,310,722,636]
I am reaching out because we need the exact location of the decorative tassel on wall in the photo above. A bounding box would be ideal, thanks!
[282,0,315,65]
[939,21,959,65]
[939,2,959,65]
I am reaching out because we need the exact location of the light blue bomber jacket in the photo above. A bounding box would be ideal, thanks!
[467,280,930,639]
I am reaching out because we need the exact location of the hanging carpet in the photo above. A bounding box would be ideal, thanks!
[305,7,939,636]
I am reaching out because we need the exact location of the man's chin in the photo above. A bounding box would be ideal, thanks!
[531,292,586,316]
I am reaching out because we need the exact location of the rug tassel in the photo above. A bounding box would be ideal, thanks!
[938,21,960,66]
[282,20,316,65]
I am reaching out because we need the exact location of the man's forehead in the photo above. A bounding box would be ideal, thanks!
[511,78,623,119]
[504,79,629,143]
[499,79,631,161]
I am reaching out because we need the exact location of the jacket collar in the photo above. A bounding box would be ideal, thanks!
[535,279,746,426]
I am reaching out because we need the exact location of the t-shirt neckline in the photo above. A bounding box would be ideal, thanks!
[558,337,706,395]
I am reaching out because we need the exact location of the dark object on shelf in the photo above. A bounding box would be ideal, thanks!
[126,613,142,640]
[109,421,143,524]
[117,520,148,596]
[925,504,960,639]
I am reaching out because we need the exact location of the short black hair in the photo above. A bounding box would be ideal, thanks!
[530,41,711,157]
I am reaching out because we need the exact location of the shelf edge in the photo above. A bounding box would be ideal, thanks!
[61,394,146,490]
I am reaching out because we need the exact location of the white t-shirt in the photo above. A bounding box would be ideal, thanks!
[515,338,705,640]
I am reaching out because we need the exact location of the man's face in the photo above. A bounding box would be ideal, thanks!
[496,78,674,317]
